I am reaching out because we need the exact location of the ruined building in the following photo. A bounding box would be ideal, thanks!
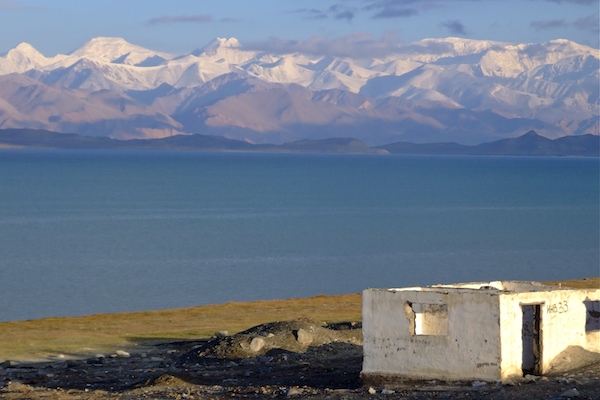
[362,281,600,383]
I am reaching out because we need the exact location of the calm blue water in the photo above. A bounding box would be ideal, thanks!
[0,150,598,322]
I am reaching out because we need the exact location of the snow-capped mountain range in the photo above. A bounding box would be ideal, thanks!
[0,36,597,145]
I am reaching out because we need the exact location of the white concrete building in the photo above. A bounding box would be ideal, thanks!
[362,281,600,383]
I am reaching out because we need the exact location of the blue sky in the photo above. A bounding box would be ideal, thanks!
[0,0,598,56]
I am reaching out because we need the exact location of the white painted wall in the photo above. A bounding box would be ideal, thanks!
[499,288,600,380]
[363,284,600,384]
[362,288,503,382]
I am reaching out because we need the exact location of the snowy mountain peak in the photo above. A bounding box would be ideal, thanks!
[397,37,504,63]
[5,42,48,63]
[205,37,242,50]
[221,37,242,48]
[477,38,599,78]
[547,38,583,46]
[419,37,503,49]
[72,36,131,52]
[0,42,48,74]
[198,37,244,57]
[0,35,596,144]
[191,37,255,68]
[71,37,171,65]
[13,42,42,56]
[542,38,597,56]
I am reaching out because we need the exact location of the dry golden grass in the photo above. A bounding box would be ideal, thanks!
[1,278,597,362]
[544,277,599,289]
[0,294,361,361]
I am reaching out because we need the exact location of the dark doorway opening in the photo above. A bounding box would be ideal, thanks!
[522,304,542,375]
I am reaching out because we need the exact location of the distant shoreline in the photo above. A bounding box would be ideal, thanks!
[0,128,598,157]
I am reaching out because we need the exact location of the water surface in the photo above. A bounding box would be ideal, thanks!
[0,151,597,321]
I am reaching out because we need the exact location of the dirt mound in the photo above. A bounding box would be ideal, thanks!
[546,345,600,375]
[177,318,362,364]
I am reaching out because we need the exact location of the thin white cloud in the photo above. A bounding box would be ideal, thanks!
[243,32,405,58]
[146,14,213,26]
[294,4,357,21]
[361,0,420,19]
[338,0,596,21]
[373,7,419,19]
[300,1,480,21]
[290,8,328,20]
[335,10,355,21]
[530,18,568,30]
[241,32,459,58]
[358,0,485,19]
[573,13,600,33]
[530,13,599,35]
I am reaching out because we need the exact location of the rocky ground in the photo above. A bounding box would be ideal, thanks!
[1,319,598,399]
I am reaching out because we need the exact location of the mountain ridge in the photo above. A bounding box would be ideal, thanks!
[0,128,596,157]
[0,36,597,145]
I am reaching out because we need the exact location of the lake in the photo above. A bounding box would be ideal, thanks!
[0,150,598,321]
